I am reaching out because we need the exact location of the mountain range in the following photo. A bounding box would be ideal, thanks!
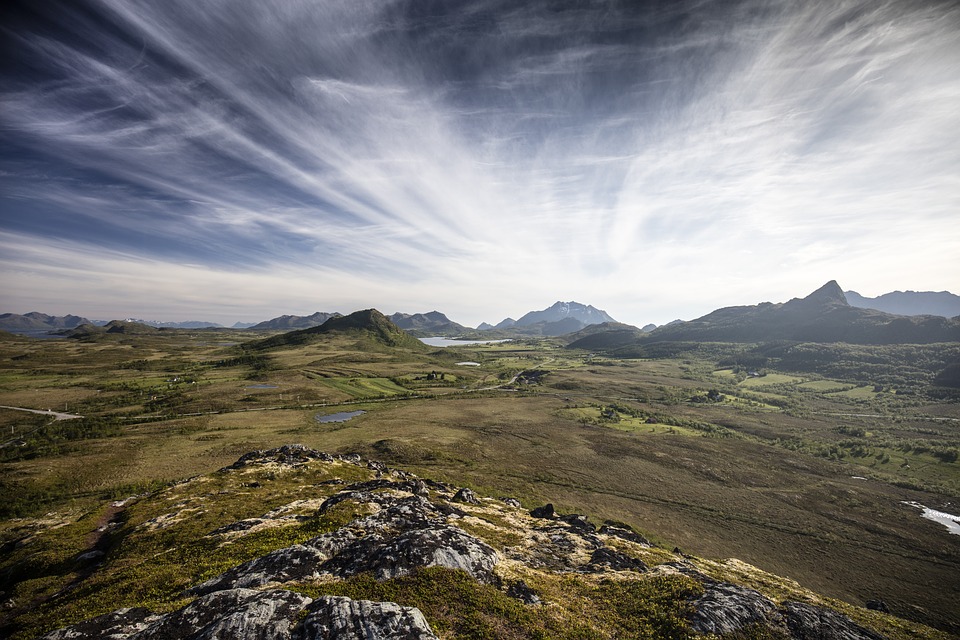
[636,281,960,345]
[3,286,959,338]
[248,312,342,330]
[845,289,960,317]
[0,312,91,333]
[478,301,616,336]
[246,309,427,352]
[388,311,467,335]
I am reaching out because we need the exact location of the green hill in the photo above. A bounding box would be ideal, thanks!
[246,309,427,352]
[565,322,647,350]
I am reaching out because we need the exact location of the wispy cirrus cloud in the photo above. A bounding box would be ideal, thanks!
[1,0,957,325]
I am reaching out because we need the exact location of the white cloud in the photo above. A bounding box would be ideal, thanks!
[1,0,958,326]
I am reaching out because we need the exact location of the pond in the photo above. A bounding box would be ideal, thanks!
[903,501,960,535]
[419,337,512,347]
[455,361,481,366]
[315,410,365,424]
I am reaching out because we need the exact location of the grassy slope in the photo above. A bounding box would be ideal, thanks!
[0,331,957,634]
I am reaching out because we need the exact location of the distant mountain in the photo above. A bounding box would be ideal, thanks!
[62,320,161,340]
[529,317,590,336]
[516,301,615,327]
[566,322,646,350]
[844,289,960,317]
[249,312,342,330]
[0,312,92,333]
[232,321,258,329]
[476,322,495,331]
[479,302,615,334]
[644,281,960,345]
[125,319,224,329]
[246,309,426,351]
[388,311,467,335]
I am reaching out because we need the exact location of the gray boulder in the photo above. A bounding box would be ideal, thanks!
[598,523,651,546]
[41,608,160,639]
[782,601,886,640]
[190,544,339,595]
[530,504,555,519]
[226,445,333,470]
[300,595,438,639]
[689,582,782,635]
[193,489,498,595]
[587,546,648,572]
[452,488,480,504]
[321,525,498,583]
[130,588,311,639]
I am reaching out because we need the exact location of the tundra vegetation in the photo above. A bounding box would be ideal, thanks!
[0,326,957,638]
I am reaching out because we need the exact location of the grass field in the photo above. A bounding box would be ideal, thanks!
[0,329,958,634]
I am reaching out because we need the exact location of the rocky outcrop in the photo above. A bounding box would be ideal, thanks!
[42,447,891,640]
[130,588,310,639]
[689,582,783,635]
[689,581,887,640]
[782,601,886,640]
[41,608,160,639]
[225,444,335,470]
[44,590,437,640]
[192,490,498,596]
[303,595,438,639]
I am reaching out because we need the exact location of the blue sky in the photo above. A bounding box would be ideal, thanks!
[2,0,958,327]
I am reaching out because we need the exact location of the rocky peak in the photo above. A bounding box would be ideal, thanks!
[797,280,848,307]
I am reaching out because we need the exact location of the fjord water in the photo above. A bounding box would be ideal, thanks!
[418,337,511,347]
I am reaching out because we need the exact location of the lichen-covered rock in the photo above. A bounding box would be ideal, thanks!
[190,544,341,595]
[782,601,886,640]
[598,523,651,546]
[225,444,334,470]
[322,524,499,582]
[131,588,311,639]
[587,546,648,572]
[560,514,596,533]
[505,580,542,605]
[530,503,556,519]
[452,488,480,504]
[193,489,498,595]
[41,608,160,639]
[689,582,783,635]
[43,591,439,640]
[300,595,438,639]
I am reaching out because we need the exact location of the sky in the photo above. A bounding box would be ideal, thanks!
[2,0,959,328]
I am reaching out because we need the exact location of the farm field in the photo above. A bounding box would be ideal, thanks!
[0,328,958,635]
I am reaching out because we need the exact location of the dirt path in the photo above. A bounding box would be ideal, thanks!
[0,404,82,420]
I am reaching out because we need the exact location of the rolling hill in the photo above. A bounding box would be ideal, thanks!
[249,312,342,330]
[0,312,92,334]
[388,311,467,335]
[246,309,427,351]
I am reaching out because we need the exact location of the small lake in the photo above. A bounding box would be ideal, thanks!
[903,501,960,535]
[315,410,365,423]
[455,361,481,366]
[245,384,278,389]
[419,337,512,347]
